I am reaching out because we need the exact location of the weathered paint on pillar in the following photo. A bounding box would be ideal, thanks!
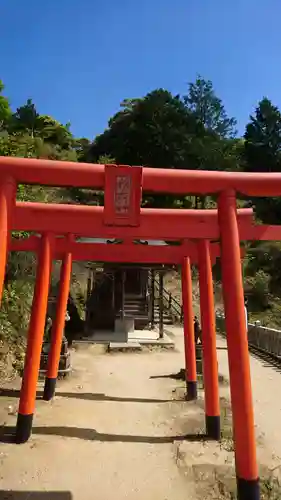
[218,190,259,500]
[15,233,53,444]
[198,239,220,440]
[181,256,197,400]
[43,250,72,400]
[0,177,16,303]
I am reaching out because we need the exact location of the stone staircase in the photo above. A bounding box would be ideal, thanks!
[124,296,149,330]
[153,303,174,326]
[124,295,174,330]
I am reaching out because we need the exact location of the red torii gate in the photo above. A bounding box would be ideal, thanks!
[11,234,222,264]
[2,158,281,500]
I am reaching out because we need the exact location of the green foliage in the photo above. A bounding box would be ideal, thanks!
[183,76,237,138]
[244,98,281,223]
[0,280,34,377]
[244,98,281,173]
[10,98,39,137]
[0,82,81,377]
[88,83,241,208]
[73,137,92,161]
[98,154,116,164]
[35,115,74,149]
[245,270,271,309]
[89,88,205,169]
[1,281,34,337]
[0,80,12,129]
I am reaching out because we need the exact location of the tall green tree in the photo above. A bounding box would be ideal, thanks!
[10,98,39,137]
[73,137,92,161]
[244,97,281,224]
[89,89,208,169]
[184,76,237,138]
[244,98,281,173]
[36,115,73,149]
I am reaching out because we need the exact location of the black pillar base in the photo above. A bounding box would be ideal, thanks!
[206,415,221,440]
[15,413,33,444]
[186,380,197,400]
[237,476,260,500]
[43,377,57,401]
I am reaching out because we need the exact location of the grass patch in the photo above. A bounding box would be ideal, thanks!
[260,476,281,499]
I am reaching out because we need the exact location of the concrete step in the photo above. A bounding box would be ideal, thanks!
[109,341,142,352]
[124,306,148,312]
[125,299,146,302]
[134,316,150,323]
[154,315,173,321]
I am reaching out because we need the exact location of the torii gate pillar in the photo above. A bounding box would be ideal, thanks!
[218,190,259,500]
[198,239,220,440]
[16,234,52,444]
[181,256,197,400]
[43,249,73,401]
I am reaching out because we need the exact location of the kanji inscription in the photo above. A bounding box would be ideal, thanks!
[103,164,142,226]
[114,175,132,215]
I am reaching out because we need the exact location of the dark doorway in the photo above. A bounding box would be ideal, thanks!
[125,269,141,296]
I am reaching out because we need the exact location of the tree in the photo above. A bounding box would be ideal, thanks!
[10,98,39,137]
[73,137,92,161]
[184,76,237,138]
[36,115,74,149]
[88,86,242,208]
[244,98,281,173]
[88,89,211,208]
[0,80,12,130]
[89,88,207,169]
[244,98,281,223]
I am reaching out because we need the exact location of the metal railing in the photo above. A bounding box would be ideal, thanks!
[154,277,183,322]
[216,312,281,360]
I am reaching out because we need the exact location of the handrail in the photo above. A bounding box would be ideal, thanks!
[154,277,183,322]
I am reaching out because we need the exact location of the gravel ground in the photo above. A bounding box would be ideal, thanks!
[1,326,281,500]
[0,343,198,500]
[215,333,281,462]
[169,326,281,469]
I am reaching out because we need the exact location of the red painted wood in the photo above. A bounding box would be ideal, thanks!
[103,165,142,226]
[11,202,253,240]
[240,224,281,241]
[1,155,281,196]
[8,237,247,265]
[10,237,222,264]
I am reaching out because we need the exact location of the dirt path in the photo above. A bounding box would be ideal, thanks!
[0,343,198,500]
[215,334,281,462]
[169,326,281,469]
[2,326,281,499]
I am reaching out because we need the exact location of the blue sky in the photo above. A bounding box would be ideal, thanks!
[1,0,281,139]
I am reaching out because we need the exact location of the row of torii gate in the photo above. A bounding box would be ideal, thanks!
[1,157,281,500]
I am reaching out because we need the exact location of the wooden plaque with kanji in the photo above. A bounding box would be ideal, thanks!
[103,165,143,226]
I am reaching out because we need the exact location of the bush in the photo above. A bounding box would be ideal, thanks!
[245,270,270,310]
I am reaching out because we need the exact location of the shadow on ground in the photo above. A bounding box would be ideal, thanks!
[0,388,179,404]
[0,425,208,445]
[150,369,186,381]
[0,492,72,499]
[249,346,281,373]
[150,369,228,386]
